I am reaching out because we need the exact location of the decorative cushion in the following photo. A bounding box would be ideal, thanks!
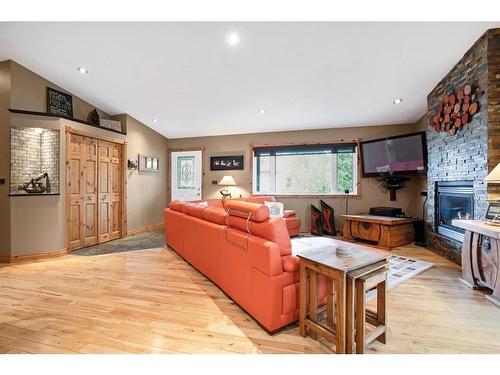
[247,195,276,204]
[264,201,284,217]
[310,204,323,236]
[320,200,336,236]
[283,210,296,218]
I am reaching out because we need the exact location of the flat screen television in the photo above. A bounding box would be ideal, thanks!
[360,131,427,177]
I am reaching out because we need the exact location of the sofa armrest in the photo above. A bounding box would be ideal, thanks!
[281,255,300,272]
[283,210,296,218]
[247,238,284,277]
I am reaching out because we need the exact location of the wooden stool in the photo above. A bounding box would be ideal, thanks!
[355,267,387,354]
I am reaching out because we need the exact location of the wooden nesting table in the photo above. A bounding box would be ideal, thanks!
[297,240,389,353]
[342,214,418,249]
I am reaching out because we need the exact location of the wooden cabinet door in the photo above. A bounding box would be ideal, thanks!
[82,138,98,246]
[110,143,122,240]
[98,140,113,243]
[66,133,84,250]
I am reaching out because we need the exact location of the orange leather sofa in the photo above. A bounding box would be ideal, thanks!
[246,196,301,237]
[164,198,324,332]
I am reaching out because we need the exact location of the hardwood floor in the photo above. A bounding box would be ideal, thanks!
[0,242,499,354]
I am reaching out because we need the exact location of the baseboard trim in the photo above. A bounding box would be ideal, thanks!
[126,223,164,237]
[0,248,70,264]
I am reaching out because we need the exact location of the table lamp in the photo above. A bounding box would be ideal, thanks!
[219,175,237,199]
[485,163,500,184]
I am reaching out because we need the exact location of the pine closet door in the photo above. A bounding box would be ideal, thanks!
[67,132,123,251]
[110,142,122,240]
[97,140,113,243]
[82,137,98,246]
[66,133,85,250]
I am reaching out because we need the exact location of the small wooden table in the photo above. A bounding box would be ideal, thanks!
[342,214,418,249]
[452,220,500,308]
[297,240,389,353]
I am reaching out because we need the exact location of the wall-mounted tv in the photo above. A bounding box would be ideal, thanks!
[360,131,427,177]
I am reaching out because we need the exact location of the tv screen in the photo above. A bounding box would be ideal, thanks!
[361,132,427,177]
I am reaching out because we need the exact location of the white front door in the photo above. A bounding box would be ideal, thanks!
[171,150,202,201]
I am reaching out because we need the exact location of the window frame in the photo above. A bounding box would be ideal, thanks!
[251,140,361,198]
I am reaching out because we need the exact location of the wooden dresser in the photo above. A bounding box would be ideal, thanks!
[341,214,418,249]
[452,220,500,308]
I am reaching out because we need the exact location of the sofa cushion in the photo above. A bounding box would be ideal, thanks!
[281,255,300,272]
[168,200,186,212]
[224,200,270,222]
[283,210,296,218]
[183,204,206,219]
[192,199,223,208]
[203,206,227,225]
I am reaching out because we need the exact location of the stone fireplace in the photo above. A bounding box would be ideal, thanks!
[425,29,500,265]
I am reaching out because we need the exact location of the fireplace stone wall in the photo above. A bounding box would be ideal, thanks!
[426,29,499,264]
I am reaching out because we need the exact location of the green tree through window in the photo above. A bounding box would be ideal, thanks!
[336,153,354,193]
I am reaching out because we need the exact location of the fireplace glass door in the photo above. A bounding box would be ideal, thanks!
[435,181,474,242]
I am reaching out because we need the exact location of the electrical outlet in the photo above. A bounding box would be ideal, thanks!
[0,178,5,185]
[212,180,218,185]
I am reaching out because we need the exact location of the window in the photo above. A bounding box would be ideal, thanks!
[253,143,358,196]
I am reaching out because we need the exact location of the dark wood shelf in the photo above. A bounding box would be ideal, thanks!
[8,108,127,136]
[9,192,60,197]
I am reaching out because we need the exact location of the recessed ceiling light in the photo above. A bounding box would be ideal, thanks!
[226,32,240,47]
[152,118,158,123]
[259,109,265,115]
[77,67,88,74]
[393,98,403,105]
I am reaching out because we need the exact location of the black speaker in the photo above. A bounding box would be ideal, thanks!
[413,220,426,246]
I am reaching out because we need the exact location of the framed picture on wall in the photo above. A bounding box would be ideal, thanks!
[138,154,160,172]
[210,155,244,171]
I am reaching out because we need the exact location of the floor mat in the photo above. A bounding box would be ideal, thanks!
[72,229,165,256]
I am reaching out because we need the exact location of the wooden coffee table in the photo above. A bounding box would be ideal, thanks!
[297,239,389,353]
[342,214,418,249]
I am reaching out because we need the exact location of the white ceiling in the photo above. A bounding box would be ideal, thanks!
[0,22,498,139]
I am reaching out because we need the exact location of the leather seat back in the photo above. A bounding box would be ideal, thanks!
[224,200,291,256]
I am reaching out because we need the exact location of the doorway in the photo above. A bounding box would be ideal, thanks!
[169,149,203,202]
[66,130,126,251]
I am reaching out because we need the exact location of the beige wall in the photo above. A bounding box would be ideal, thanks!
[2,60,168,257]
[10,61,109,121]
[0,61,11,256]
[168,122,427,231]
[119,114,169,231]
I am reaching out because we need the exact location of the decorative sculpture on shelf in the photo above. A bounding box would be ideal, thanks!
[18,172,49,194]
[429,84,481,136]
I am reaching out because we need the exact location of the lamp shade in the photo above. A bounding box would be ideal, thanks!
[219,175,237,186]
[485,163,500,183]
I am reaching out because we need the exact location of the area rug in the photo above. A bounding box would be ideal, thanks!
[291,236,433,297]
[72,229,165,256]
[365,254,433,299]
